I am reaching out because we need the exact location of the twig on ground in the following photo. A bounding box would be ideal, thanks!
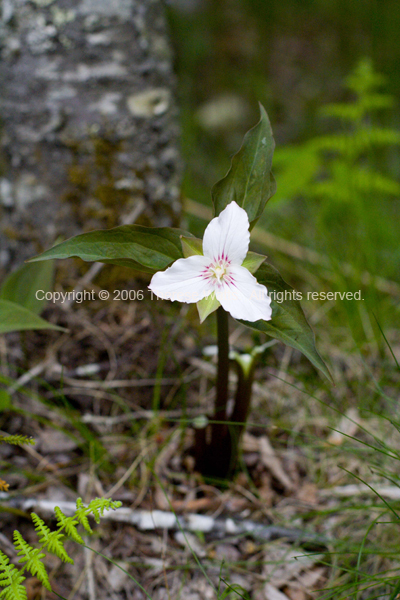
[58,371,199,390]
[320,483,400,500]
[84,542,96,600]
[0,495,328,548]
[81,408,203,426]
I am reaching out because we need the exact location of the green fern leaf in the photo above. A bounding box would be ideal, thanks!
[31,513,73,564]
[45,531,73,564]
[31,513,51,539]
[0,435,35,446]
[54,507,84,545]
[355,169,400,195]
[13,532,51,591]
[87,498,121,522]
[0,552,27,600]
[0,582,27,600]
[1,497,122,600]
[74,498,93,533]
[86,498,105,523]
[360,93,395,111]
[74,497,121,532]
[320,102,364,121]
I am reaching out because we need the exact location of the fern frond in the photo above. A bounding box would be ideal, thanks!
[354,169,400,195]
[13,532,51,591]
[54,507,84,545]
[0,551,27,600]
[30,513,51,540]
[31,513,73,564]
[320,95,395,122]
[0,497,121,599]
[360,93,395,111]
[320,102,364,122]
[345,57,384,90]
[43,531,73,565]
[86,498,122,522]
[361,127,400,147]
[314,128,400,160]
[74,498,93,533]
[74,497,121,532]
[0,435,35,446]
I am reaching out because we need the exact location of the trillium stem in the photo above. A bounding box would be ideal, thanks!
[197,306,257,479]
[196,306,231,479]
[229,358,257,468]
[215,306,230,432]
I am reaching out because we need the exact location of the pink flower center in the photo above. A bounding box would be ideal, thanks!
[202,256,234,287]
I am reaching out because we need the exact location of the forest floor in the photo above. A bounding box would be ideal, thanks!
[1,248,400,600]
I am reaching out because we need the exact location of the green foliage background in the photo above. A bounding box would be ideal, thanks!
[167,1,400,348]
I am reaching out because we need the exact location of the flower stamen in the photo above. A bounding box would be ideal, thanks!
[211,264,226,281]
[204,258,232,285]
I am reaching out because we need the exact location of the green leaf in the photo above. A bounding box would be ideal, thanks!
[0,551,27,600]
[74,498,93,533]
[0,435,35,446]
[238,263,333,383]
[0,390,11,413]
[54,507,84,545]
[180,236,203,258]
[0,300,65,334]
[0,261,54,315]
[13,531,51,592]
[31,514,73,564]
[197,292,220,323]
[29,226,190,274]
[212,104,276,225]
[86,497,121,522]
[241,251,266,274]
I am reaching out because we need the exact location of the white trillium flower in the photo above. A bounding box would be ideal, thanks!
[148,201,272,322]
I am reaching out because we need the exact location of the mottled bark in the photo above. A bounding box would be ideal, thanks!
[0,0,181,275]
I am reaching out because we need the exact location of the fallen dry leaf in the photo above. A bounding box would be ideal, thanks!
[284,587,307,600]
[171,496,221,512]
[26,577,42,600]
[296,483,318,505]
[243,433,293,491]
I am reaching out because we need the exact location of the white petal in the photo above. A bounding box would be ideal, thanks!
[148,255,214,303]
[215,265,272,322]
[203,201,250,265]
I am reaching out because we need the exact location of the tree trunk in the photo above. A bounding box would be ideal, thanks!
[0,0,181,276]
